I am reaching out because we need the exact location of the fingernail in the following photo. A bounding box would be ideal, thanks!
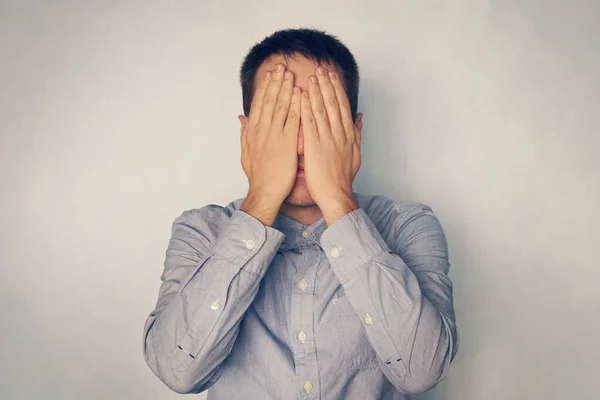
[329,71,337,80]
[309,76,318,83]
[277,64,284,72]
[317,67,327,75]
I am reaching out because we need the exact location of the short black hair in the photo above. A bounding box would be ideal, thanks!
[240,28,360,123]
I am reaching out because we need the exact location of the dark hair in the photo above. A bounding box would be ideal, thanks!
[240,28,360,123]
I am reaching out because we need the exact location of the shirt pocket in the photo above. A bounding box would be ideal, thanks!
[332,292,380,370]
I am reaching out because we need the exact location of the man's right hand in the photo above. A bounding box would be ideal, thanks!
[239,63,301,224]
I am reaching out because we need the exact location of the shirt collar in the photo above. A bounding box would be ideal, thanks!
[232,191,364,251]
[273,211,328,251]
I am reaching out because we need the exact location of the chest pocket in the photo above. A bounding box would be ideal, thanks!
[332,291,380,370]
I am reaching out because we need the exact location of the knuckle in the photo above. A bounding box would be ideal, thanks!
[329,97,339,108]
[315,105,326,115]
[263,95,275,105]
[275,99,288,113]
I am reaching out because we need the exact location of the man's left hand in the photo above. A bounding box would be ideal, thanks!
[300,66,362,224]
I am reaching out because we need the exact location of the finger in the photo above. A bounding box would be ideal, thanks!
[272,70,295,131]
[315,67,344,140]
[258,63,286,127]
[248,70,272,127]
[307,73,332,139]
[300,90,319,141]
[328,70,355,143]
[283,86,302,136]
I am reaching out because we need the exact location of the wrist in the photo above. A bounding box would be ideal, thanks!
[320,195,359,226]
[240,193,282,227]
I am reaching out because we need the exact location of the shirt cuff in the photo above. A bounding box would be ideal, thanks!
[213,209,286,278]
[320,208,392,283]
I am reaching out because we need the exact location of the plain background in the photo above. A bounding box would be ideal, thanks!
[1,1,599,399]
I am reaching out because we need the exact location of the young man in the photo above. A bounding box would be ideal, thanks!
[143,28,458,399]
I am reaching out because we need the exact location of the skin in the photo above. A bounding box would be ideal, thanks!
[239,53,364,226]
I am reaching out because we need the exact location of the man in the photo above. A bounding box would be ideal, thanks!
[143,28,458,399]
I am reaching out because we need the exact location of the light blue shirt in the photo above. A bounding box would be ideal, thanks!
[143,191,458,399]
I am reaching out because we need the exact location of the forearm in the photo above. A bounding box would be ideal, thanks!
[144,256,268,393]
[321,205,458,394]
[366,259,457,392]
[143,208,285,393]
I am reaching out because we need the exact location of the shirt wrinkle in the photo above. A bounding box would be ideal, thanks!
[142,191,458,399]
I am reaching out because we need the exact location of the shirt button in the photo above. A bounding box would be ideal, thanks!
[330,247,342,257]
[302,229,310,238]
[211,300,219,310]
[364,313,373,325]
[244,239,255,249]
[298,331,307,342]
[303,381,313,392]
[298,279,307,290]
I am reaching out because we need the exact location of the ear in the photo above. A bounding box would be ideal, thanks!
[238,115,248,135]
[355,112,363,148]
[355,112,363,132]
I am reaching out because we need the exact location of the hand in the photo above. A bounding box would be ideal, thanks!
[239,63,302,206]
[300,66,362,213]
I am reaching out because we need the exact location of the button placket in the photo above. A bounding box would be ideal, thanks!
[290,248,322,398]
[303,381,313,392]
[297,331,307,343]
[298,279,308,291]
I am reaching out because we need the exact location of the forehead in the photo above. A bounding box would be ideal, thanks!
[255,53,340,91]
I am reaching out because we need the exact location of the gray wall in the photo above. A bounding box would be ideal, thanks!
[1,1,598,399]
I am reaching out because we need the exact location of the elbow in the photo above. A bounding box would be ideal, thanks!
[160,363,220,395]
[144,351,204,394]
[396,325,459,394]
[163,378,201,395]
[143,339,219,395]
[143,320,202,394]
[142,337,195,394]
[391,359,450,395]
[400,369,447,395]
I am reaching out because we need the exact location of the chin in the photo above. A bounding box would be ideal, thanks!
[284,186,316,207]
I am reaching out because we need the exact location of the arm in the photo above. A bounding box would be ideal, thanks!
[142,206,285,394]
[320,203,458,394]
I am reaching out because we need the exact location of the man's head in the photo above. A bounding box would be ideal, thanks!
[239,28,360,124]
[238,28,362,215]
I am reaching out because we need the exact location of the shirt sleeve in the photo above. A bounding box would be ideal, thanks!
[319,204,458,395]
[142,207,285,394]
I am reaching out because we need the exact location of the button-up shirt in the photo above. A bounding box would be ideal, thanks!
[143,191,458,399]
